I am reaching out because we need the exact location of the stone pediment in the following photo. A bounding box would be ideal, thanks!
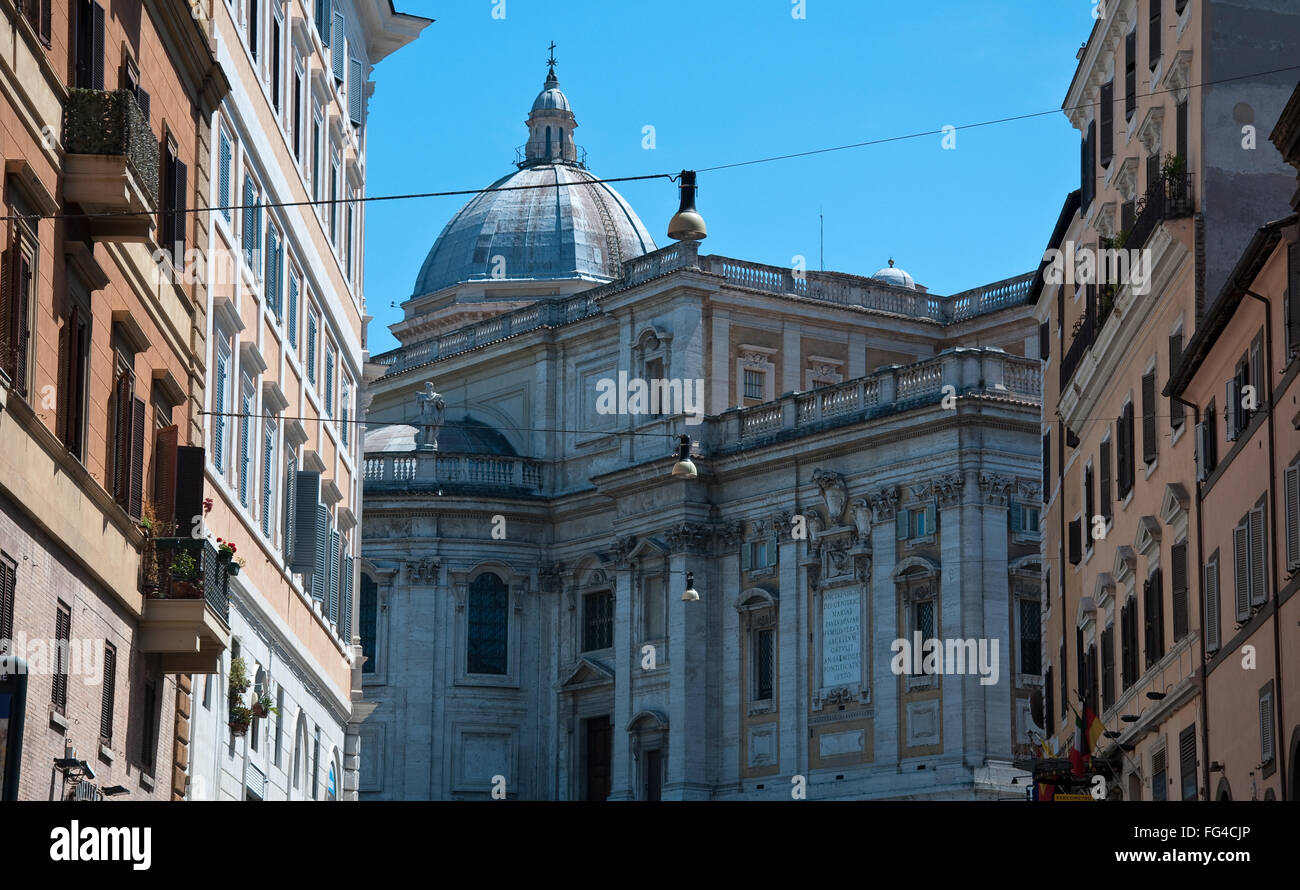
[1135,515,1161,556]
[1160,483,1189,524]
[1113,546,1136,582]
[559,657,614,691]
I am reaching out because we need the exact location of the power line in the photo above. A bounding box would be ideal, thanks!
[200,410,685,438]
[4,63,1297,225]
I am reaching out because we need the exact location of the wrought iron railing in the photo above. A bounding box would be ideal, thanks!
[1125,171,1194,254]
[148,538,231,626]
[63,88,159,206]
[515,143,588,169]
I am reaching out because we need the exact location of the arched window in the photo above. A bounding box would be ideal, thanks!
[360,574,378,673]
[291,714,306,793]
[467,572,508,674]
[545,126,552,158]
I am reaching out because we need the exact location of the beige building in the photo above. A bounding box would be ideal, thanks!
[1164,80,1300,801]
[0,0,229,799]
[1035,0,1300,800]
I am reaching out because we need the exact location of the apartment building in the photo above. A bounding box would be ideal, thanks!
[1163,80,1300,801]
[1035,0,1300,800]
[184,0,427,801]
[0,0,229,799]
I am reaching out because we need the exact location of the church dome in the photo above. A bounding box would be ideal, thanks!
[411,57,656,298]
[871,259,916,290]
[364,418,518,455]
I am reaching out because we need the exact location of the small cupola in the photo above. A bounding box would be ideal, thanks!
[522,43,580,167]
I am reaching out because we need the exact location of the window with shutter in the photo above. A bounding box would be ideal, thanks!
[1101,625,1114,711]
[1124,30,1137,121]
[291,470,321,573]
[213,345,228,471]
[315,0,331,47]
[288,273,299,348]
[129,396,145,519]
[1248,505,1267,606]
[332,12,346,81]
[243,176,256,265]
[175,446,205,535]
[1,224,34,398]
[312,503,327,602]
[1169,331,1185,429]
[1287,463,1300,571]
[1259,686,1275,763]
[262,423,275,538]
[1204,401,1218,472]
[75,1,105,90]
[1233,522,1250,621]
[265,226,281,319]
[218,130,232,222]
[1069,518,1082,565]
[1150,568,1164,664]
[307,312,318,384]
[1195,421,1208,481]
[238,387,253,507]
[1179,725,1196,800]
[0,558,15,648]
[112,372,134,508]
[1099,81,1114,167]
[1205,551,1221,653]
[1099,437,1112,521]
[1176,99,1188,164]
[1143,577,1155,668]
[328,528,340,625]
[1171,542,1188,641]
[1083,466,1094,546]
[1151,746,1168,800]
[1286,241,1300,353]
[1042,431,1051,504]
[99,643,115,743]
[1150,1,1161,69]
[1141,372,1157,464]
[348,57,363,126]
[1081,122,1096,213]
[52,602,70,712]
[283,454,298,564]
[342,555,354,641]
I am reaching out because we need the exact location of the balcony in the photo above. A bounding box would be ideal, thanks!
[139,538,231,673]
[1124,172,1193,254]
[62,88,158,242]
[363,451,547,495]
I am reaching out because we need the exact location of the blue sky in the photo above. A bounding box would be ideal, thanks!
[362,0,1092,355]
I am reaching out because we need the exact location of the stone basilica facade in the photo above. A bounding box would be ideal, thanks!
[357,64,1047,800]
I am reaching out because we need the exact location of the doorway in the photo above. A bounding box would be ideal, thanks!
[584,715,612,801]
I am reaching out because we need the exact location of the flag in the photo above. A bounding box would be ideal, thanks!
[1083,704,1105,752]
[1069,708,1089,776]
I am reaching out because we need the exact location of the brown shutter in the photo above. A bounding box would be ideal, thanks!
[0,560,15,646]
[1142,372,1157,464]
[114,373,134,507]
[99,643,116,743]
[0,230,14,385]
[153,425,178,525]
[1288,242,1300,351]
[1171,542,1188,641]
[129,396,146,519]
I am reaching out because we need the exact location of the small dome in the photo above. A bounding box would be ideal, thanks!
[532,85,571,113]
[871,259,916,290]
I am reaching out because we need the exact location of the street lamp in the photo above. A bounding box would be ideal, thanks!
[682,571,699,602]
[671,435,697,479]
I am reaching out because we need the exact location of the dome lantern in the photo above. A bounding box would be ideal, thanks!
[522,43,579,167]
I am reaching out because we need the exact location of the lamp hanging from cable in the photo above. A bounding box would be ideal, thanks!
[682,571,699,602]
[671,434,697,479]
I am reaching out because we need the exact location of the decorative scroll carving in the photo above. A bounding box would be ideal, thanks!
[664,522,712,554]
[932,472,965,507]
[716,520,744,552]
[868,486,900,522]
[538,562,563,594]
[978,473,1014,506]
[406,558,441,584]
[850,500,871,543]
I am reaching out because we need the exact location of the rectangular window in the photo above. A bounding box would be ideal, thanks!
[1084,464,1095,549]
[1081,121,1095,213]
[1042,431,1051,504]
[329,156,340,245]
[1141,370,1157,464]
[1101,625,1115,711]
[270,4,282,113]
[1068,517,1082,565]
[1179,725,1196,801]
[345,196,355,281]
[311,112,322,202]
[1151,746,1167,801]
[238,380,254,508]
[314,0,331,46]
[140,681,158,770]
[218,128,233,222]
[324,346,335,415]
[1248,504,1267,607]
[1287,241,1300,352]
[1099,81,1114,167]
[1125,30,1137,121]
[341,379,351,447]
[1176,99,1189,166]
[1117,401,1135,498]
[242,175,261,269]
[1150,0,1162,69]
[265,224,282,319]
[1099,436,1112,522]
[1,219,37,399]
[99,643,116,743]
[1205,550,1221,653]
[52,602,70,713]
[1144,568,1164,668]
[582,591,613,652]
[1233,520,1250,622]
[307,310,318,385]
[1169,330,1185,429]
[1260,684,1276,764]
[642,575,665,639]
[58,306,90,459]
[1171,541,1189,641]
[743,368,764,400]
[293,64,304,161]
[74,0,105,90]
[262,420,276,538]
[753,628,775,701]
[288,271,300,349]
[1018,599,1041,675]
[0,556,14,651]
[247,0,259,61]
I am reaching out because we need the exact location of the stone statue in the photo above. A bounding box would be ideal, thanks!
[415,383,445,451]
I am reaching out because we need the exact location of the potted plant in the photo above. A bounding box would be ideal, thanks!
[168,548,199,597]
[251,691,278,720]
[227,555,246,577]
[228,704,252,736]
[215,538,236,563]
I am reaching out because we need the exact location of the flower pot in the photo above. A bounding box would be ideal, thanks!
[226,563,240,577]
[173,580,201,599]
[251,702,267,719]
[228,720,249,737]
[216,549,233,563]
